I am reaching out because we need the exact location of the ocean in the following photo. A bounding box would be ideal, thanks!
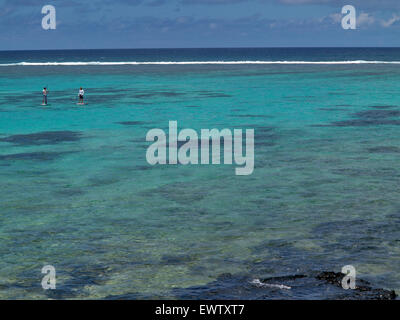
[1,48,400,299]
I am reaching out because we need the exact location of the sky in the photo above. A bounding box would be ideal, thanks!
[1,0,400,50]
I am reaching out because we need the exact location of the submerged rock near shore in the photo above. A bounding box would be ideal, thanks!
[315,271,397,300]
[171,271,397,300]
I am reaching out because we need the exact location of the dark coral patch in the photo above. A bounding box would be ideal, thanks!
[353,110,400,119]
[0,151,73,161]
[232,114,270,118]
[0,131,82,146]
[367,146,400,153]
[117,121,147,126]
[318,108,347,111]
[134,91,183,99]
[369,105,398,109]
[312,107,400,127]
[160,254,196,265]
[198,92,232,98]
[313,119,400,127]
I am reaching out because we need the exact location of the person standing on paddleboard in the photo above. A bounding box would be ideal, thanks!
[78,87,85,104]
[42,87,48,105]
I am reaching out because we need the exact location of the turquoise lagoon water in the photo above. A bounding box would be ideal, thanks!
[1,48,400,299]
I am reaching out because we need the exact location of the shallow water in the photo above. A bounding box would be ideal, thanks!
[1,49,400,299]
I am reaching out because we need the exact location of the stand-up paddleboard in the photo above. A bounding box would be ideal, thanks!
[76,103,87,105]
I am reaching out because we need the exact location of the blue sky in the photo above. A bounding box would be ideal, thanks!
[1,0,400,49]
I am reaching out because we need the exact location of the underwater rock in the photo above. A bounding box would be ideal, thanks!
[316,271,397,300]
[172,271,397,300]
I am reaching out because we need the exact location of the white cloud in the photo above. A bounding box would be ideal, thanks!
[357,12,375,27]
[381,14,400,27]
[329,13,342,24]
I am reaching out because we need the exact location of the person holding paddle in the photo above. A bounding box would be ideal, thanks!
[42,87,48,105]
[78,87,85,104]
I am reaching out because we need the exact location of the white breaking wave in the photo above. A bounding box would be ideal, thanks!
[1,60,400,66]
[251,279,291,290]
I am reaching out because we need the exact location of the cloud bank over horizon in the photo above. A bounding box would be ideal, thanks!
[0,0,399,50]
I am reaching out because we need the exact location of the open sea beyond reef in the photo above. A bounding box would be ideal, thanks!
[1,48,400,299]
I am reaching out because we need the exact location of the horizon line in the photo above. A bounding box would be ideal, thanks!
[1,46,400,52]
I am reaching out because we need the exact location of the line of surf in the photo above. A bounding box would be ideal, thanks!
[1,60,400,66]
